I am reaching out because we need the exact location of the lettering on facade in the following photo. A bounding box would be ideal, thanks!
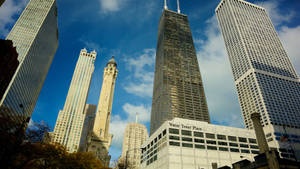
[168,122,202,131]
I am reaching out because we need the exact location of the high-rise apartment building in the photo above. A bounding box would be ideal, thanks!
[87,57,118,166]
[0,0,58,130]
[52,49,96,153]
[216,0,300,160]
[120,123,148,169]
[150,7,210,135]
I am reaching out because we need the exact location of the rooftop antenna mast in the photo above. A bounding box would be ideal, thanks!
[164,0,168,10]
[177,0,181,13]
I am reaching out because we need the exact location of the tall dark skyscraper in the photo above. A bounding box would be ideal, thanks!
[150,8,210,135]
[216,0,300,160]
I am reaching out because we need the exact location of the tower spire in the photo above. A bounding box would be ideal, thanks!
[177,0,181,13]
[164,0,168,10]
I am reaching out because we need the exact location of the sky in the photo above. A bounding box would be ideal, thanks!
[1,0,300,163]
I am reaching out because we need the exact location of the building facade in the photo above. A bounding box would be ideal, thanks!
[216,0,300,160]
[87,57,118,166]
[141,118,259,169]
[120,123,148,169]
[150,9,210,135]
[0,0,58,130]
[79,104,96,152]
[52,49,96,153]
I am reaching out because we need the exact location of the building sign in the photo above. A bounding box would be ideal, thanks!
[169,122,202,131]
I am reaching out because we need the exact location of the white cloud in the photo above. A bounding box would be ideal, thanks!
[196,16,244,128]
[99,0,128,13]
[278,26,300,74]
[255,0,294,26]
[110,103,150,149]
[0,0,28,37]
[123,49,155,98]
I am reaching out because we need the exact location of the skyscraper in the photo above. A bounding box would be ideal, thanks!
[0,0,58,130]
[120,123,148,169]
[216,0,300,160]
[52,49,96,153]
[87,57,118,166]
[150,5,210,135]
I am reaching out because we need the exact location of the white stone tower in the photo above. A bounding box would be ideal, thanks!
[88,56,118,166]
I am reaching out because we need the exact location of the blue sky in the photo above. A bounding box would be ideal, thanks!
[1,0,300,163]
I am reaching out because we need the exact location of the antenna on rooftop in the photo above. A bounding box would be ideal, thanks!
[164,0,168,10]
[177,0,181,13]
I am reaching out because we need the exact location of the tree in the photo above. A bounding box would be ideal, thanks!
[25,120,50,142]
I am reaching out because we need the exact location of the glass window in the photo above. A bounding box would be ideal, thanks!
[219,147,228,151]
[248,138,257,144]
[158,134,162,139]
[194,138,204,143]
[182,137,192,142]
[241,149,250,154]
[195,144,205,149]
[169,128,179,134]
[218,141,228,146]
[194,131,203,137]
[239,137,247,142]
[217,134,226,140]
[207,146,217,150]
[181,130,191,136]
[206,140,217,145]
[251,150,259,154]
[206,133,215,139]
[182,143,193,148]
[250,145,259,149]
[169,135,179,140]
[229,143,238,147]
[230,148,239,152]
[169,141,180,146]
[163,129,166,136]
[240,144,249,148]
[228,136,237,141]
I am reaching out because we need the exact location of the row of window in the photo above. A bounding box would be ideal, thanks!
[169,141,259,154]
[169,128,257,143]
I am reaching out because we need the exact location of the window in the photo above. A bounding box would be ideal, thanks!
[217,134,226,140]
[194,138,204,143]
[169,128,179,134]
[248,138,257,144]
[194,131,204,137]
[240,144,249,148]
[241,149,250,153]
[195,144,205,149]
[206,133,215,139]
[182,137,192,142]
[182,143,193,148]
[169,135,179,140]
[158,134,162,139]
[182,130,191,136]
[207,146,217,150]
[163,129,166,136]
[229,143,238,147]
[250,145,259,149]
[251,150,259,154]
[230,148,239,152]
[169,141,180,146]
[219,147,228,151]
[206,140,217,145]
[239,137,247,142]
[228,136,237,141]
[218,141,228,146]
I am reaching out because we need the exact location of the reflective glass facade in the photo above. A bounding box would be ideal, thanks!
[150,10,210,135]
[0,0,58,130]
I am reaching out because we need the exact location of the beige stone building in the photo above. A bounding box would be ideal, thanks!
[87,57,118,166]
[120,123,148,169]
[52,49,96,153]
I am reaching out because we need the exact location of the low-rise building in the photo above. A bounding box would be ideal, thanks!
[141,118,260,169]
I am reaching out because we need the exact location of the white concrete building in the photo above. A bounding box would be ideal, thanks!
[52,49,96,153]
[216,0,300,160]
[141,118,260,169]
